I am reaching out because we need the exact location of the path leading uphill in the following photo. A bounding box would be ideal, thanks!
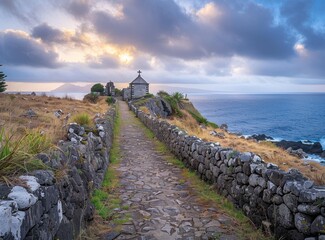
[107,101,238,240]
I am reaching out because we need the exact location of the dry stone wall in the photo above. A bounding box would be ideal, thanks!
[130,104,325,240]
[0,107,116,240]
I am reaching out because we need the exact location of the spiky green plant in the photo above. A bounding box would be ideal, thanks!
[71,113,91,126]
[0,128,48,180]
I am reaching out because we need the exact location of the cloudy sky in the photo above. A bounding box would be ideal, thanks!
[1,0,325,93]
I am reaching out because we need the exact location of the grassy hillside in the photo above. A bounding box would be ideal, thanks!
[0,93,109,180]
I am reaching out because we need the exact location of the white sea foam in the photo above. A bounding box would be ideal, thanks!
[269,137,283,142]
[301,140,314,145]
[305,154,325,165]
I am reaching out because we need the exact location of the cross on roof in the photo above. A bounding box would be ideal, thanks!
[137,70,142,75]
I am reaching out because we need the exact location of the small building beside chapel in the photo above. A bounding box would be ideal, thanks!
[122,70,149,101]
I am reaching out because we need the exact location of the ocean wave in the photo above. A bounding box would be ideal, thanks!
[305,154,325,166]
[269,137,283,142]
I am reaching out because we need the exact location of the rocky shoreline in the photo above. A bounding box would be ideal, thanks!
[247,134,325,163]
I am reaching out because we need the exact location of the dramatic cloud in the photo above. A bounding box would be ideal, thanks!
[0,30,61,68]
[32,23,67,43]
[88,54,120,68]
[66,0,92,19]
[92,0,197,58]
[0,0,325,91]
[91,0,295,60]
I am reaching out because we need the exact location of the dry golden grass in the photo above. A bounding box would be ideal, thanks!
[168,110,325,185]
[0,93,109,143]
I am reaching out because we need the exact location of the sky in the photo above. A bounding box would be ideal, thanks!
[0,0,325,93]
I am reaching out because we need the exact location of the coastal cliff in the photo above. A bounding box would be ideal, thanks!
[129,95,325,240]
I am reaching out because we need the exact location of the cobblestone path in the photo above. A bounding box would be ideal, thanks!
[106,101,239,240]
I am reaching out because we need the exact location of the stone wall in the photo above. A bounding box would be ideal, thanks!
[0,107,116,240]
[130,104,325,240]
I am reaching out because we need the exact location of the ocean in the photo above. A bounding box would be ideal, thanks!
[189,93,325,162]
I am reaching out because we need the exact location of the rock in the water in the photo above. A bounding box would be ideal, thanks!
[275,140,323,154]
[248,134,274,141]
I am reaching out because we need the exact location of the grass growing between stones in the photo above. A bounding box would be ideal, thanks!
[86,104,131,239]
[71,113,92,126]
[139,119,273,240]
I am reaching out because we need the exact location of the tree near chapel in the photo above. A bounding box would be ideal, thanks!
[0,65,7,93]
[91,83,104,94]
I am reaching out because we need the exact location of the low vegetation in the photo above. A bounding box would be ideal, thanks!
[105,96,115,105]
[71,113,91,126]
[0,127,48,182]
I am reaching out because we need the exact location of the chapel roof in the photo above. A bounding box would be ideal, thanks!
[130,70,149,85]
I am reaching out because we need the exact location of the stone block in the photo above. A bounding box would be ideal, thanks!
[276,203,294,228]
[297,204,320,215]
[31,170,55,186]
[8,186,38,210]
[283,194,298,213]
[294,213,312,234]
[239,152,251,162]
[248,174,259,187]
[311,215,325,234]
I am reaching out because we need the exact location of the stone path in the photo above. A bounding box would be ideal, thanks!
[105,101,239,240]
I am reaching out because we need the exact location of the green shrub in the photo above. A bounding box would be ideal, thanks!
[72,113,91,126]
[22,130,52,154]
[106,96,115,105]
[157,90,170,97]
[144,93,154,98]
[171,92,184,102]
[188,110,208,125]
[91,83,104,94]
[208,121,219,129]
